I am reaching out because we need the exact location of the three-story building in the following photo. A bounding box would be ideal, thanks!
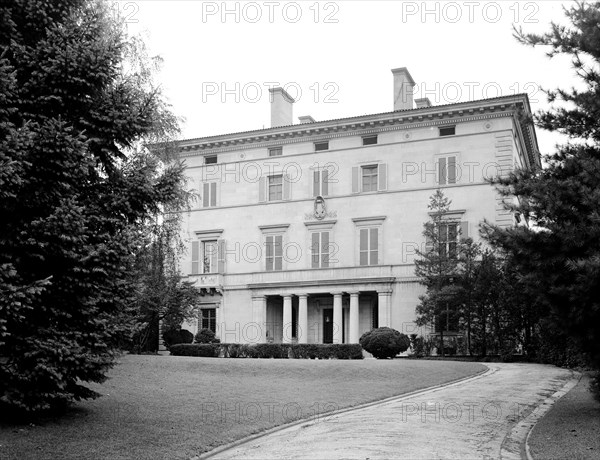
[177,68,540,345]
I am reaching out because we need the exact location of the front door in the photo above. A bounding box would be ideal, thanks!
[323,308,333,344]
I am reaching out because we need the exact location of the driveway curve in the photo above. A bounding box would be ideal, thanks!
[202,363,575,460]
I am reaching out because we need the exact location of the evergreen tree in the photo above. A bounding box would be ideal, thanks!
[415,190,463,357]
[0,0,185,413]
[487,1,600,368]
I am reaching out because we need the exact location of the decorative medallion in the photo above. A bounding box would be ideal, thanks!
[314,195,326,220]
[304,195,337,221]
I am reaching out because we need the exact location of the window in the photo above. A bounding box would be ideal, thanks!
[311,231,330,268]
[438,155,456,185]
[202,240,218,273]
[313,169,330,197]
[205,155,218,164]
[427,221,468,259]
[191,233,225,275]
[435,303,459,333]
[200,308,217,332]
[268,174,283,201]
[438,222,459,259]
[201,182,217,207]
[315,141,329,152]
[269,147,282,156]
[439,126,456,137]
[352,164,387,193]
[359,228,379,266]
[259,174,290,202]
[361,165,378,192]
[265,235,283,271]
[362,135,378,146]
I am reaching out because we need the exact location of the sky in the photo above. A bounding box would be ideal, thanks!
[120,0,578,155]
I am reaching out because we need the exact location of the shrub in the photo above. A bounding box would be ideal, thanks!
[170,343,218,357]
[167,343,363,359]
[195,328,220,344]
[162,328,194,348]
[359,327,410,359]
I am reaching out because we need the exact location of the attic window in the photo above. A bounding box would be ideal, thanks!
[439,126,456,137]
[363,135,378,146]
[269,147,282,156]
[205,155,218,164]
[315,141,329,152]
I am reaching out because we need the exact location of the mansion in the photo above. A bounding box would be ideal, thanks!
[177,67,540,345]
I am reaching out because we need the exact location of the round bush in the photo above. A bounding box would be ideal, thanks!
[162,328,194,347]
[359,327,411,359]
[195,328,220,344]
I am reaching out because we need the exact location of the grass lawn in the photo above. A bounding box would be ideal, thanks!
[0,355,485,460]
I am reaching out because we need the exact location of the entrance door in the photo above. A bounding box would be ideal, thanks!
[323,308,333,344]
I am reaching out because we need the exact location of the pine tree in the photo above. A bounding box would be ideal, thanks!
[415,190,463,357]
[487,1,600,368]
[0,0,185,414]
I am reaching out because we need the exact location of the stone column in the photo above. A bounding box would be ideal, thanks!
[251,295,267,343]
[298,294,308,344]
[378,290,392,328]
[333,292,343,344]
[283,295,293,344]
[349,292,360,343]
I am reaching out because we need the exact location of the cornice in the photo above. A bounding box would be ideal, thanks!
[177,94,534,158]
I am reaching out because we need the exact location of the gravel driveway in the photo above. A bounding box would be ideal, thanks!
[202,363,575,460]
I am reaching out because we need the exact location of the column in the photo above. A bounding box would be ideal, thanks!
[333,292,343,344]
[349,292,360,343]
[378,290,392,328]
[283,295,293,344]
[298,294,308,344]
[251,295,267,343]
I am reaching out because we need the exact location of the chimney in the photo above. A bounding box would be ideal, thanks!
[269,87,295,127]
[391,67,415,111]
[298,115,316,124]
[415,97,431,108]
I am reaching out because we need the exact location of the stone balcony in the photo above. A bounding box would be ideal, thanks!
[187,273,223,290]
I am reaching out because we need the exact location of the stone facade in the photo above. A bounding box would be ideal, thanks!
[177,68,540,344]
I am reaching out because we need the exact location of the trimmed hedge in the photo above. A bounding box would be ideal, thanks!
[169,343,363,359]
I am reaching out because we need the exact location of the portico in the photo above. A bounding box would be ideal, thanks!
[250,279,394,344]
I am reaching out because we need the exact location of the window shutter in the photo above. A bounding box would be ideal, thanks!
[460,221,468,241]
[275,235,283,270]
[191,240,199,274]
[203,183,209,208]
[218,240,226,273]
[311,232,319,268]
[352,167,359,193]
[321,231,329,268]
[259,177,266,202]
[313,170,319,197]
[283,174,291,200]
[370,228,379,265]
[439,157,447,185]
[210,182,217,207]
[265,235,273,271]
[378,163,387,191]
[322,169,329,197]
[425,225,434,254]
[448,156,456,184]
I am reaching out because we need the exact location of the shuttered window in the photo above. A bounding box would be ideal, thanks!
[311,231,330,268]
[265,235,283,271]
[359,228,379,266]
[438,156,456,185]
